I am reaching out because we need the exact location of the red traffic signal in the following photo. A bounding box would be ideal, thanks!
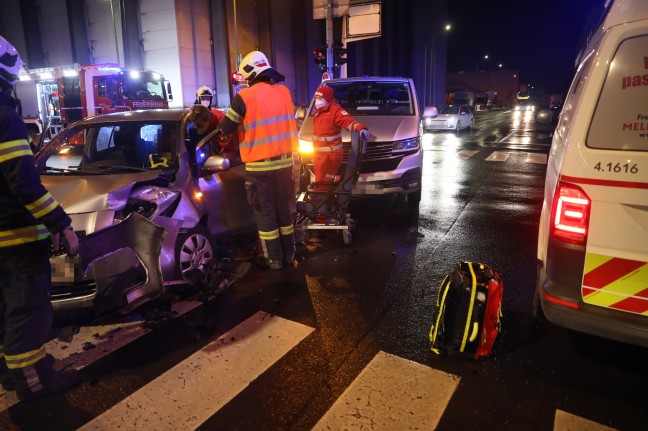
[231,71,245,85]
[313,47,326,70]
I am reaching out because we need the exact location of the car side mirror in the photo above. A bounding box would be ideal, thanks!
[201,155,230,175]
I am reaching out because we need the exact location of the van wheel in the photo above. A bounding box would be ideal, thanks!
[175,225,214,280]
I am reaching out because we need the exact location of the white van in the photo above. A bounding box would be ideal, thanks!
[297,77,423,205]
[535,0,648,347]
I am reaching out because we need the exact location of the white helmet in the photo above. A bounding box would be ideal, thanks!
[0,36,24,87]
[238,51,272,82]
[195,85,213,107]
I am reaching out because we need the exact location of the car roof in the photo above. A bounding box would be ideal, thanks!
[80,108,190,126]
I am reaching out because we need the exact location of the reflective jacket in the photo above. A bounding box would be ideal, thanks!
[0,92,70,248]
[226,82,298,171]
[312,103,366,153]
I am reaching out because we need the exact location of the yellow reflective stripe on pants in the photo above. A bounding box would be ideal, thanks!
[259,229,280,241]
[5,345,47,369]
[246,157,293,172]
[280,224,294,235]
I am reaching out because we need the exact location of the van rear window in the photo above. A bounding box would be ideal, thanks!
[588,35,648,151]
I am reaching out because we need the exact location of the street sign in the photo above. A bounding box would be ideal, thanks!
[346,2,381,39]
[313,0,350,19]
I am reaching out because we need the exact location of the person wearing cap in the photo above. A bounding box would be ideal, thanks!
[215,51,299,270]
[0,36,81,400]
[311,86,369,190]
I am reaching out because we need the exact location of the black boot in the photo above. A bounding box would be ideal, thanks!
[11,354,82,401]
[0,361,14,391]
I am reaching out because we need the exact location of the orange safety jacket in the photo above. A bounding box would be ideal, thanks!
[232,83,298,171]
[312,103,366,153]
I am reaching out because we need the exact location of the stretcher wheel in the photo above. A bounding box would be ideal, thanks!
[342,229,352,245]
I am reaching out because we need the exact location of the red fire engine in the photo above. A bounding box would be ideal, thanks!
[16,63,173,138]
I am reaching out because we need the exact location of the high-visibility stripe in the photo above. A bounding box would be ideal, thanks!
[460,263,478,352]
[244,113,295,131]
[0,139,32,163]
[279,224,294,235]
[0,224,49,247]
[5,346,46,369]
[259,229,280,241]
[582,253,648,315]
[225,108,242,123]
[312,133,342,142]
[560,174,648,190]
[246,157,293,172]
[240,130,298,148]
[313,143,343,153]
[25,192,59,219]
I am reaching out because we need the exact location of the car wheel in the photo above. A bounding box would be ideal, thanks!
[407,188,422,206]
[455,120,461,134]
[175,224,215,280]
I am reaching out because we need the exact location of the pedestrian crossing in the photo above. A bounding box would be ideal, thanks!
[0,306,620,430]
[434,148,548,165]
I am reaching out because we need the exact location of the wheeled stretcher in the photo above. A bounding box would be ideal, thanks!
[294,130,366,245]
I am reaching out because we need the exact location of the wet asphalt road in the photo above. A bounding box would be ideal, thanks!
[3,110,647,431]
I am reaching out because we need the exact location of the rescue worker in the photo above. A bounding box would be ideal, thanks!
[0,36,81,400]
[214,51,298,270]
[311,85,369,190]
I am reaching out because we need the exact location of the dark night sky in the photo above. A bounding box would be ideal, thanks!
[447,0,608,94]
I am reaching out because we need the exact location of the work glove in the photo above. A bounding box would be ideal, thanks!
[52,225,79,257]
[360,129,370,141]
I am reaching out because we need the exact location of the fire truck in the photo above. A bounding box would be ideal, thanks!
[15,63,173,141]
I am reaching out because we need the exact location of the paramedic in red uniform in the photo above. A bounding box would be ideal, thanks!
[0,36,81,400]
[311,86,369,190]
[215,51,298,270]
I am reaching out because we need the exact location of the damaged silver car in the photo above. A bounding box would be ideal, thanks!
[34,109,256,314]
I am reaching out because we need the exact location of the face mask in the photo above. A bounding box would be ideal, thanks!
[315,99,328,110]
[200,99,211,108]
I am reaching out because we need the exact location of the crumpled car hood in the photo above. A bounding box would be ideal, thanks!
[41,172,161,214]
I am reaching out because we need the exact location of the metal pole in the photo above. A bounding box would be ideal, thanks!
[326,0,334,78]
[233,0,240,70]
[109,0,121,64]
[432,35,436,107]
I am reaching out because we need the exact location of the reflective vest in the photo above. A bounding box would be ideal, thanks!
[312,103,366,153]
[235,83,298,171]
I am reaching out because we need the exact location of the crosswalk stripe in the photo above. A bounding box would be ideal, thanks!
[554,409,618,431]
[457,150,479,159]
[312,351,460,431]
[485,151,511,161]
[77,311,314,431]
[525,152,548,164]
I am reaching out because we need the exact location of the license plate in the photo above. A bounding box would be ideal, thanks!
[51,255,76,283]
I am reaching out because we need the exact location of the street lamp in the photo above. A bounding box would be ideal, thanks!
[426,23,451,107]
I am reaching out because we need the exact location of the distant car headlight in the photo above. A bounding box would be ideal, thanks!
[392,137,419,152]
[299,138,313,154]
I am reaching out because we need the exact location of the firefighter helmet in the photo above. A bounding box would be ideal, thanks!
[238,51,272,82]
[0,36,24,86]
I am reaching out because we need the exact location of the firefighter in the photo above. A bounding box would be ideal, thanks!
[311,86,369,190]
[194,85,214,108]
[0,36,81,400]
[215,51,298,270]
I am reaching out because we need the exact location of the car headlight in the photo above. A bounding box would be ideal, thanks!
[116,187,181,221]
[392,137,419,152]
[299,138,313,154]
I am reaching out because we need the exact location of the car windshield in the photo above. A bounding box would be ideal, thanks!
[323,81,414,116]
[440,106,459,115]
[36,121,181,174]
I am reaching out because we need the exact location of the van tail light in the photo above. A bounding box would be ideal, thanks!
[550,181,591,245]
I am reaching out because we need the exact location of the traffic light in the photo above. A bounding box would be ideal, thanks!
[334,42,347,67]
[313,47,326,70]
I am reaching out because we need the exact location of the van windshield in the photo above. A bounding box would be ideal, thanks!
[324,81,414,116]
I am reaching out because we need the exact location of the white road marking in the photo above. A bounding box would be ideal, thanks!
[485,151,511,162]
[78,311,314,431]
[554,409,618,431]
[525,152,548,164]
[497,131,515,143]
[312,351,460,431]
[457,150,479,159]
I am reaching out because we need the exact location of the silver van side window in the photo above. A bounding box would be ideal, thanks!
[587,35,648,151]
[556,49,596,136]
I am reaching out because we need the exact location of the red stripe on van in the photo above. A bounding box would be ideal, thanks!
[582,258,644,289]
[560,175,648,189]
[609,287,648,314]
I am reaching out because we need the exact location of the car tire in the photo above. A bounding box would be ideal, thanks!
[175,224,215,280]
[455,120,461,134]
[407,188,422,206]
